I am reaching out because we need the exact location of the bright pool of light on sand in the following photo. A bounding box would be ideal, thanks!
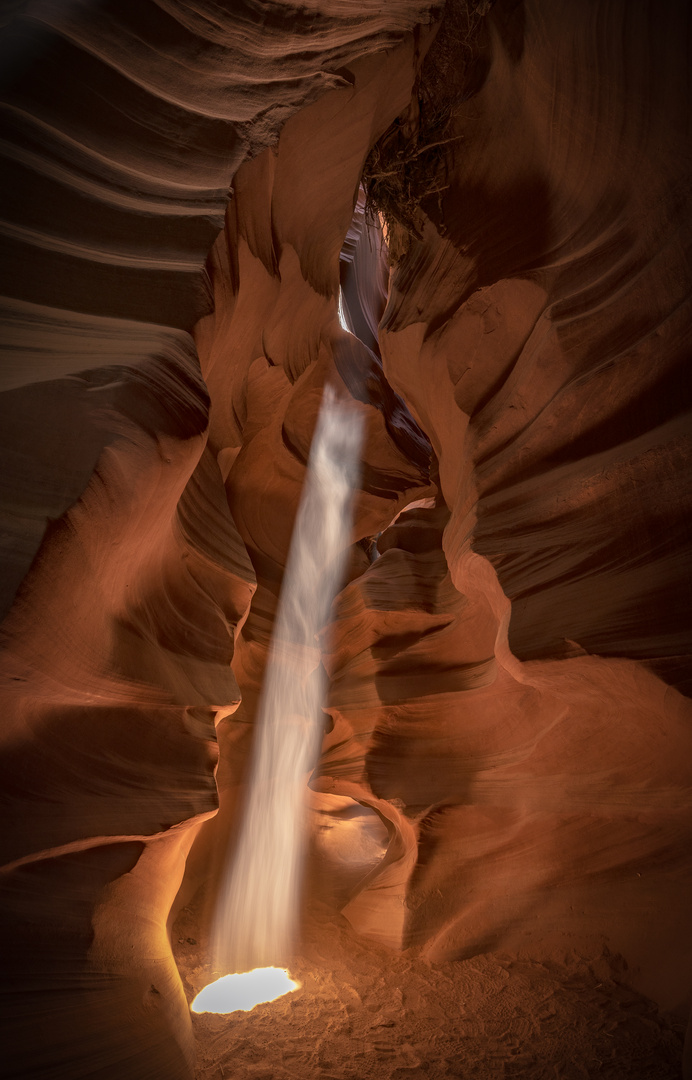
[190,968,300,1014]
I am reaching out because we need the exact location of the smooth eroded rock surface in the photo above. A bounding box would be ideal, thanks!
[0,1,690,1077]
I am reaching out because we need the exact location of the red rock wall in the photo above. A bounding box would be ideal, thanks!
[1,1,691,1077]
[0,3,433,1076]
[372,0,692,1002]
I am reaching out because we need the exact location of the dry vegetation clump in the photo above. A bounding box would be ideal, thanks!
[361,0,493,261]
[362,107,457,261]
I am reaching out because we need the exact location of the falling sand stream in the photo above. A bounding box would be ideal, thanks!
[192,386,363,1013]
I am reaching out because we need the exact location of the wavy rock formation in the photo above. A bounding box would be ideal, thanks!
[364,0,692,1003]
[0,3,434,1076]
[0,1,690,1078]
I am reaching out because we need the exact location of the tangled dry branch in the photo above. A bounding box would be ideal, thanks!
[361,0,493,261]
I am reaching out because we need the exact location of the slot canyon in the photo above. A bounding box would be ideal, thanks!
[1,1,691,1078]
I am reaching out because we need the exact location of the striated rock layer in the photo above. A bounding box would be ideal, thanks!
[355,0,692,1010]
[0,3,434,1077]
[0,1,691,1077]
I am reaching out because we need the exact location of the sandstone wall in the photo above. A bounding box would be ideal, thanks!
[1,2,690,1076]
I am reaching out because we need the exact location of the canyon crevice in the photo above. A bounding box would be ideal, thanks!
[0,2,690,1078]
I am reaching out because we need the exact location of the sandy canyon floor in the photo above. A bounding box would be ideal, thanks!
[172,894,684,1080]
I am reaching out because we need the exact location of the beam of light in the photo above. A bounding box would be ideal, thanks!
[191,968,300,1014]
[338,287,352,333]
[210,384,363,978]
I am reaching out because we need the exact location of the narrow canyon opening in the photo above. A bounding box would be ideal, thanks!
[1,2,691,1079]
